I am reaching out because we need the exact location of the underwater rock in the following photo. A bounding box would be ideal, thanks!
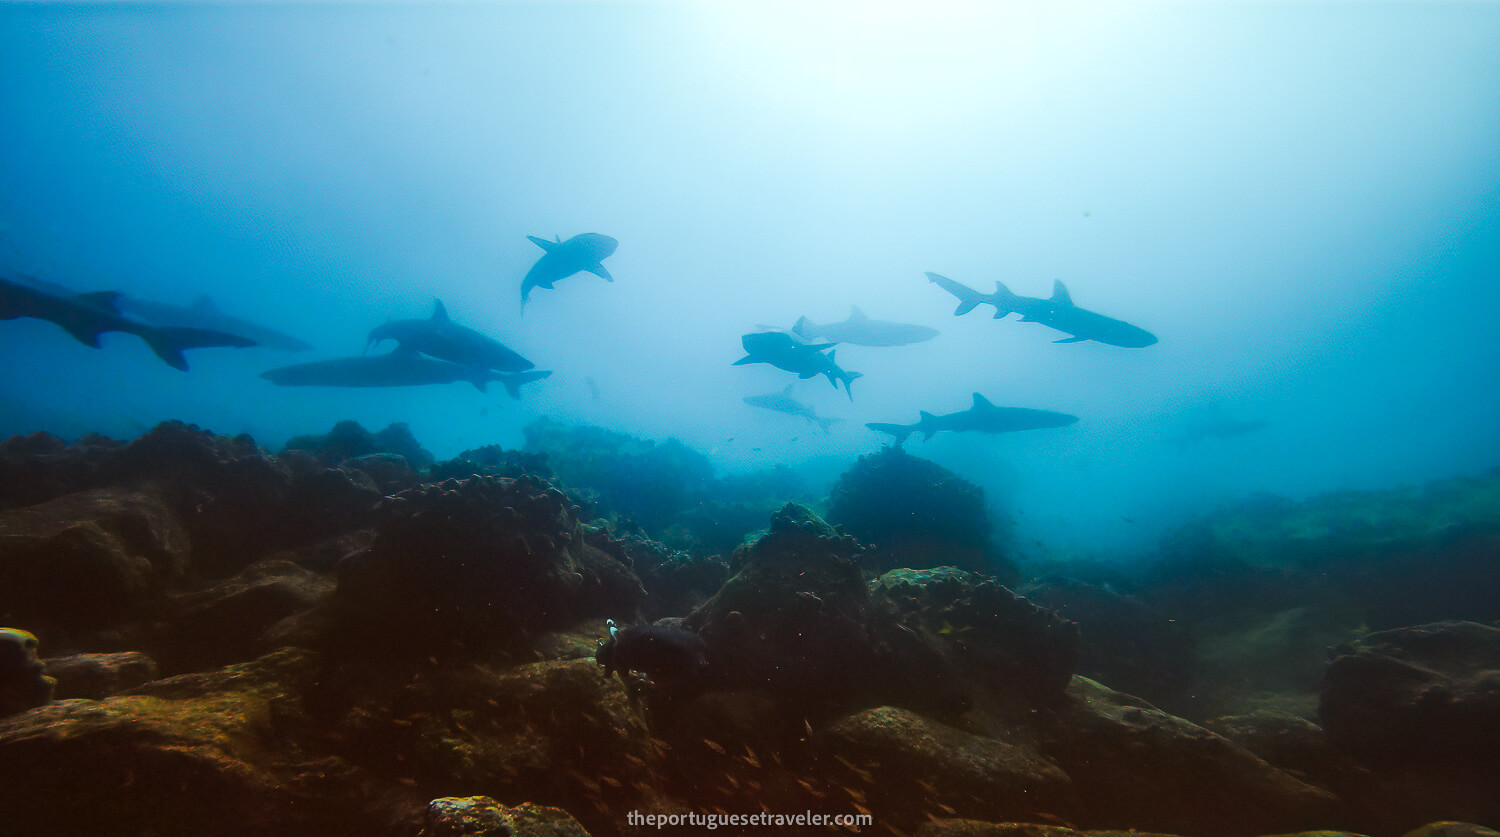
[824,705,1079,826]
[615,535,730,620]
[283,419,379,465]
[0,627,55,717]
[0,649,332,837]
[1040,677,1347,835]
[827,446,1016,581]
[1020,579,1195,713]
[422,797,592,837]
[0,488,189,643]
[279,465,381,538]
[686,504,971,717]
[343,453,423,495]
[1321,621,1500,762]
[43,650,158,700]
[430,444,552,482]
[873,567,1080,702]
[324,476,645,660]
[158,559,334,674]
[0,431,123,511]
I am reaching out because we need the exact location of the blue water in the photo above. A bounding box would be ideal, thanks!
[2,2,1497,558]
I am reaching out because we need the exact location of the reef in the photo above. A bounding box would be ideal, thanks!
[0,421,1496,836]
[827,445,1017,581]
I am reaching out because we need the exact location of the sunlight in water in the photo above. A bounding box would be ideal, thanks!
[691,0,1142,139]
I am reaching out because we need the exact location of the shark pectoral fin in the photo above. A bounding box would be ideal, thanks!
[527,235,556,251]
[732,355,756,365]
[955,303,979,315]
[1053,336,1088,343]
[60,323,106,348]
[586,263,614,282]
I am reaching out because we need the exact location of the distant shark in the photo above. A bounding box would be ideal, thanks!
[866,393,1078,445]
[1167,404,1268,445]
[743,384,841,433]
[733,331,861,400]
[793,306,938,346]
[520,233,618,307]
[116,294,313,351]
[367,300,534,372]
[0,272,257,370]
[261,347,550,398]
[926,272,1157,348]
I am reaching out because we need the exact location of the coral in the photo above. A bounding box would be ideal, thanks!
[0,627,54,716]
[827,446,1016,580]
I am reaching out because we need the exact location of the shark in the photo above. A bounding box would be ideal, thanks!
[261,346,550,398]
[520,232,618,307]
[793,306,939,346]
[733,330,862,400]
[866,392,1078,445]
[0,272,257,370]
[367,300,534,372]
[926,272,1157,348]
[115,294,313,351]
[743,384,841,433]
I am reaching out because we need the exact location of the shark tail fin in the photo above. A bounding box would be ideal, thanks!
[865,422,913,447]
[926,272,984,315]
[142,326,257,371]
[839,369,862,401]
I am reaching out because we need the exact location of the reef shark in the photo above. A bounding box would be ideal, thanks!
[0,272,257,370]
[261,346,550,398]
[793,306,938,346]
[520,232,618,308]
[926,272,1157,348]
[733,331,862,400]
[116,294,313,351]
[866,393,1078,445]
[743,384,841,433]
[367,300,534,372]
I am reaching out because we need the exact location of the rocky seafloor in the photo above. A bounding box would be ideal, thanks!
[1,419,1497,837]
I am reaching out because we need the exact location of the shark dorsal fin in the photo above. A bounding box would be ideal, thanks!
[1051,280,1073,306]
[848,306,867,321]
[972,393,995,409]
[792,316,810,337]
[430,299,450,321]
[527,235,557,252]
[919,410,936,421]
[555,234,563,244]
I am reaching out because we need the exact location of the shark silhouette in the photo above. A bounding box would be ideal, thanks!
[367,300,533,372]
[1,273,256,370]
[261,347,550,398]
[116,294,312,351]
[743,384,841,433]
[866,393,1077,445]
[520,233,618,308]
[926,272,1157,348]
[733,331,861,400]
[793,306,938,346]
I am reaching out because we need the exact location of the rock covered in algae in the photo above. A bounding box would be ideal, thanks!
[685,504,972,716]
[326,475,645,659]
[0,627,55,716]
[827,445,1015,580]
[1321,620,1500,761]
[421,797,591,837]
